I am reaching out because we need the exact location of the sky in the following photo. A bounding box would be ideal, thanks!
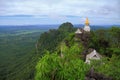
[0,0,120,25]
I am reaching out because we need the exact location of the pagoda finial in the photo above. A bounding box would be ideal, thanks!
[85,17,89,26]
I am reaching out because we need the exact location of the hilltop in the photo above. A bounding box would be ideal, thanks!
[35,21,120,80]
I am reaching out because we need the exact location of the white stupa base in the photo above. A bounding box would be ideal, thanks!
[84,25,90,32]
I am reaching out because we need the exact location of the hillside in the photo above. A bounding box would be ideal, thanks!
[0,27,48,80]
[35,22,120,80]
[0,23,120,80]
[37,22,76,55]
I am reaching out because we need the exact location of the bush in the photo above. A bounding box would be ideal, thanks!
[35,44,89,80]
[91,55,120,80]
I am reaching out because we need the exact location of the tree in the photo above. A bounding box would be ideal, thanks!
[109,27,120,48]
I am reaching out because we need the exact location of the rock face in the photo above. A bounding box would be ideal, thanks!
[75,28,90,48]
[85,67,113,80]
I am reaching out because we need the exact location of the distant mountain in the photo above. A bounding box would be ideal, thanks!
[0,24,119,33]
[74,24,120,30]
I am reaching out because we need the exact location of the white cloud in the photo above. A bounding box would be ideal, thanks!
[0,0,120,25]
[0,0,119,16]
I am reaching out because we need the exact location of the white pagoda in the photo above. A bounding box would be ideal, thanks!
[84,18,90,32]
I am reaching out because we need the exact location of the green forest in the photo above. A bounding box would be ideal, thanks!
[36,22,120,80]
[0,23,120,80]
[0,28,47,80]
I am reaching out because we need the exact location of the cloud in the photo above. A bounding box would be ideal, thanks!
[0,0,119,16]
[0,0,120,25]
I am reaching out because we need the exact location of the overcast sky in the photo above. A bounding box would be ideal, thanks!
[0,0,120,25]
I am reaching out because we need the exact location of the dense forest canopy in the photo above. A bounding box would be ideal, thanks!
[0,27,48,80]
[0,23,120,80]
[89,27,120,57]
[37,22,75,55]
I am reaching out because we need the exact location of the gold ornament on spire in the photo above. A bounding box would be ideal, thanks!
[85,18,89,26]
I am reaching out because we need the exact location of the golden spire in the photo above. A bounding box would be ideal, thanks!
[85,17,89,25]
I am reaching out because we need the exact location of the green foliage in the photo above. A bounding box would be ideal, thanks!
[36,26,120,80]
[61,43,83,57]
[89,27,120,56]
[37,22,76,55]
[0,29,46,80]
[58,22,75,32]
[38,29,61,53]
[35,44,89,80]
[35,52,60,80]
[91,55,120,80]
[1,24,120,80]
[109,27,120,47]
[64,33,76,47]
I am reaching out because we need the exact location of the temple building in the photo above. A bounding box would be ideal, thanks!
[75,17,90,36]
[75,28,82,34]
[85,50,102,64]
